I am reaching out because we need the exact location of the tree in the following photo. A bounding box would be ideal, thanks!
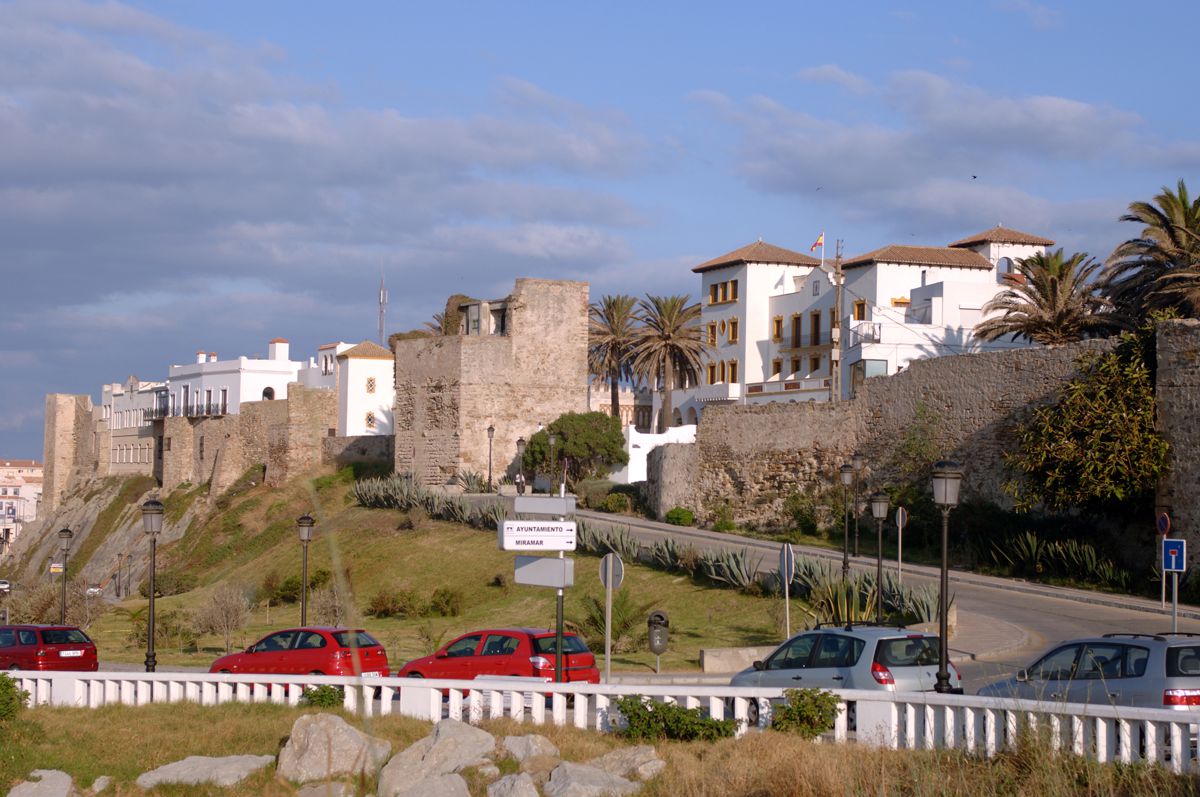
[974,249,1117,345]
[521,412,629,488]
[1101,179,1200,321]
[630,295,705,432]
[193,583,250,653]
[588,295,640,422]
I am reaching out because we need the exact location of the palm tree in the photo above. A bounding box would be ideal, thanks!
[974,249,1117,345]
[423,313,447,336]
[1101,179,1200,320]
[588,295,640,422]
[630,295,705,433]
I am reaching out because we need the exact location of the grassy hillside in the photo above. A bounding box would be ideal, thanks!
[85,468,789,672]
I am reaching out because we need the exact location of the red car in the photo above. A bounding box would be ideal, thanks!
[209,627,389,677]
[0,625,99,671]
[397,628,600,683]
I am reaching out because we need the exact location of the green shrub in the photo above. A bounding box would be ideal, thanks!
[664,507,694,526]
[612,695,736,742]
[427,587,463,617]
[771,688,840,738]
[138,571,197,598]
[602,493,631,514]
[366,588,426,618]
[712,504,737,532]
[299,684,343,708]
[0,674,29,723]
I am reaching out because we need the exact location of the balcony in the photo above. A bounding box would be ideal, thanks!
[849,322,882,347]
[693,383,743,403]
[744,377,831,400]
[145,403,229,420]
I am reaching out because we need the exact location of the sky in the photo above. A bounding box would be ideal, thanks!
[2,0,1198,459]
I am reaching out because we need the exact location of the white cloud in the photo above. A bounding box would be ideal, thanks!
[796,64,871,95]
[996,0,1061,29]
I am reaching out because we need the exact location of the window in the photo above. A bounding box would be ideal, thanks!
[445,634,483,658]
[718,361,726,382]
[791,315,802,348]
[708,323,717,346]
[709,284,719,304]
[728,360,739,383]
[1075,643,1127,680]
[296,631,327,649]
[729,280,738,301]
[812,634,865,668]
[728,318,739,343]
[810,312,821,346]
[813,279,820,297]
[920,269,928,287]
[810,355,821,373]
[365,411,377,429]
[853,300,867,321]
[198,436,204,461]
[220,388,228,414]
[257,631,298,652]
[707,363,717,384]
[366,377,377,394]
[772,317,783,341]
[771,359,782,376]
[482,635,520,656]
[791,358,801,374]
[765,634,817,670]
[1030,645,1082,680]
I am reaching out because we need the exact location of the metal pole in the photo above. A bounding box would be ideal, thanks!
[898,524,903,586]
[300,539,310,627]
[487,433,494,493]
[784,569,791,639]
[876,515,884,625]
[145,536,157,672]
[59,549,69,625]
[853,472,860,557]
[604,556,613,684]
[935,506,951,693]
[1173,572,1179,633]
[841,484,850,581]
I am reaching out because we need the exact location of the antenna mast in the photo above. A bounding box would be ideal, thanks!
[378,273,388,346]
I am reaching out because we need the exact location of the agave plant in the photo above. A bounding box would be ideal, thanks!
[601,527,642,562]
[791,555,837,599]
[475,501,507,530]
[455,470,488,494]
[808,575,877,626]
[439,496,472,525]
[700,548,761,591]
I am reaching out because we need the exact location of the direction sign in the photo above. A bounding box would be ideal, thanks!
[49,563,64,574]
[513,495,576,517]
[514,556,574,588]
[499,520,576,551]
[600,553,624,590]
[778,543,795,584]
[895,507,908,530]
[1158,512,1172,536]
[1164,538,1187,573]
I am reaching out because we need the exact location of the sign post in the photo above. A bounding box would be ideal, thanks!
[599,553,624,683]
[779,544,796,638]
[894,507,908,585]
[1158,513,1172,609]
[1164,537,1187,633]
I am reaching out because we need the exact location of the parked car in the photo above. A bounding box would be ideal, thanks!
[0,624,99,671]
[978,632,1200,709]
[396,627,601,684]
[729,624,962,725]
[209,627,389,677]
[0,579,11,593]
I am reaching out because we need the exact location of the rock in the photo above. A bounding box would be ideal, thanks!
[488,772,540,797]
[89,776,111,794]
[277,713,392,784]
[503,734,559,762]
[543,762,639,797]
[296,783,355,797]
[391,773,471,797]
[588,745,665,781]
[134,755,274,790]
[519,754,559,782]
[7,770,77,797]
[377,720,497,797]
[477,764,502,779]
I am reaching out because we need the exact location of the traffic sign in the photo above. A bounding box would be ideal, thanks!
[779,543,796,584]
[1164,538,1187,573]
[600,553,624,589]
[49,563,64,574]
[514,556,574,588]
[895,507,908,530]
[1158,512,1171,536]
[513,495,576,517]
[499,520,576,551]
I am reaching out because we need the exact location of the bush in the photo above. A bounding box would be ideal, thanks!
[428,587,464,617]
[712,504,737,532]
[0,674,29,723]
[366,588,425,618]
[613,695,736,742]
[138,571,197,598]
[299,684,343,708]
[664,507,694,526]
[602,493,631,514]
[772,688,840,738]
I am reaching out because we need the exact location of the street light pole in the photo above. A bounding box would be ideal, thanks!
[839,464,854,581]
[870,492,889,624]
[297,514,315,626]
[931,461,963,694]
[515,437,527,495]
[852,451,864,557]
[57,528,73,624]
[141,499,164,672]
[486,424,495,493]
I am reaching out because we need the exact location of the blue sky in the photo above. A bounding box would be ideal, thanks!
[1,0,1197,458]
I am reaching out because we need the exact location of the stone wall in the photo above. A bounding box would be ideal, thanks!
[270,384,339,486]
[649,338,1114,525]
[322,435,394,469]
[1156,319,1200,565]
[41,394,94,512]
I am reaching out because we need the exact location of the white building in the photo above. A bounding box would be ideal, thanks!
[101,376,164,473]
[336,341,395,436]
[0,459,42,557]
[154,338,308,419]
[673,226,1053,423]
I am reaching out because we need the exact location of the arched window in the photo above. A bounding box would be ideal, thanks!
[262,387,275,400]
[686,407,698,425]
[997,257,1013,275]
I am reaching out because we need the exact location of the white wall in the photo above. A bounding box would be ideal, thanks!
[609,424,697,484]
[338,357,395,436]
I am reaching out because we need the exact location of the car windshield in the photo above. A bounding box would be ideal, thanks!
[332,630,380,648]
[41,629,91,645]
[875,636,939,667]
[1167,645,1200,677]
[533,636,588,654]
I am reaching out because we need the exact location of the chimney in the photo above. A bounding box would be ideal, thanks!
[268,338,290,361]
[196,350,206,364]
[208,352,217,362]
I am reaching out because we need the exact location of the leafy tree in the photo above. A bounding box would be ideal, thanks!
[588,294,641,421]
[630,294,705,432]
[521,412,629,489]
[976,249,1118,345]
[1101,179,1200,321]
[1004,320,1169,512]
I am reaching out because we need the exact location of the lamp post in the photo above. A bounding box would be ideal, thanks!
[141,499,163,672]
[851,451,864,556]
[515,437,527,495]
[486,424,495,493]
[931,460,963,693]
[839,464,854,581]
[548,432,557,494]
[869,492,889,624]
[57,528,73,624]
[297,514,315,626]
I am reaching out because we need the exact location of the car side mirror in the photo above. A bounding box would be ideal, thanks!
[435,650,448,659]
[1016,668,1028,683]
[752,660,765,671]
[246,645,257,654]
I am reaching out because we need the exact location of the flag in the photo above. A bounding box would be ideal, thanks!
[810,232,824,252]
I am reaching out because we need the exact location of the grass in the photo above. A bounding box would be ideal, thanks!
[67,474,158,581]
[3,704,1196,796]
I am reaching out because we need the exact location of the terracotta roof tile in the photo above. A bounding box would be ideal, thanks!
[337,340,393,360]
[692,241,820,273]
[948,225,1055,248]
[842,245,993,270]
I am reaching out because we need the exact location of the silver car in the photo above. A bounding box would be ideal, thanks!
[978,632,1200,709]
[730,625,962,725]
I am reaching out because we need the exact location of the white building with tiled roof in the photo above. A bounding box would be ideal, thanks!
[336,340,395,436]
[0,458,41,557]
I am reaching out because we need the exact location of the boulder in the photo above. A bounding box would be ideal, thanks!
[588,745,665,780]
[89,776,111,794]
[296,783,355,797]
[488,772,540,797]
[6,770,77,797]
[543,762,639,797]
[377,720,497,797]
[277,713,392,783]
[135,755,274,789]
[391,773,471,797]
[503,734,559,762]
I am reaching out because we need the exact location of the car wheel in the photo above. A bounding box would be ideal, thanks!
[747,698,761,728]
[309,671,324,676]
[217,669,231,674]
[407,672,424,678]
[7,664,19,671]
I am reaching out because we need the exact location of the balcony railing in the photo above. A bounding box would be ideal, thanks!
[145,403,229,420]
[849,322,882,347]
[744,377,831,397]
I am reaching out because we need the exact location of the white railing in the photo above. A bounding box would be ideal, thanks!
[10,671,1200,773]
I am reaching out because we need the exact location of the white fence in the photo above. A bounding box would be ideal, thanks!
[10,671,1200,773]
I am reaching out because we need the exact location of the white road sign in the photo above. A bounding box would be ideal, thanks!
[514,556,575,588]
[499,520,577,551]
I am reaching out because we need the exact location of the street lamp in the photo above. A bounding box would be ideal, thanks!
[548,432,557,495]
[297,514,316,626]
[931,460,963,694]
[839,464,854,581]
[57,528,73,624]
[486,424,495,493]
[515,437,527,495]
[851,451,865,557]
[141,499,164,672]
[869,492,889,624]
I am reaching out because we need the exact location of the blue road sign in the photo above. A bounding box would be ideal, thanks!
[1158,512,1172,536]
[1163,538,1187,573]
